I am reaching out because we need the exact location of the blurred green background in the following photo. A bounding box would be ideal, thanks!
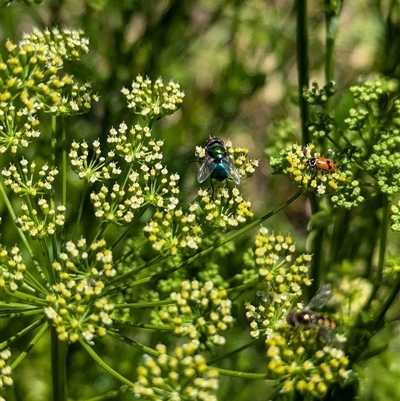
[1,1,399,400]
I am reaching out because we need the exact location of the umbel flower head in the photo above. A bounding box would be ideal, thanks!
[284,144,347,195]
[264,328,352,399]
[45,238,116,343]
[121,75,185,120]
[155,280,234,349]
[244,227,312,338]
[0,28,97,154]
[134,341,219,401]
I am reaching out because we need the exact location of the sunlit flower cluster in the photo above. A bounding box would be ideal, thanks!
[121,75,185,120]
[0,348,13,392]
[245,297,290,339]
[144,209,202,255]
[265,329,352,398]
[0,103,41,153]
[363,128,400,195]
[253,227,312,295]
[390,199,400,231]
[0,28,95,154]
[134,341,219,400]
[157,280,234,348]
[0,245,26,292]
[69,139,121,184]
[106,122,162,163]
[2,158,58,196]
[284,144,347,196]
[191,188,254,230]
[45,238,115,343]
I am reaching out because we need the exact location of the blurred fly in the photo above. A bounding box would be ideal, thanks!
[197,137,241,199]
[287,284,338,341]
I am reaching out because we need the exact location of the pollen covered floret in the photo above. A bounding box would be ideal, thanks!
[144,209,203,255]
[133,341,219,400]
[254,227,312,296]
[0,245,26,292]
[0,348,13,391]
[194,187,254,230]
[156,280,234,349]
[121,75,185,120]
[45,238,115,343]
[284,144,347,196]
[265,330,352,398]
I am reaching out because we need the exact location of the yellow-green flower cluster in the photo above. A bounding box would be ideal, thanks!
[0,245,26,292]
[254,227,312,295]
[45,238,115,343]
[0,28,96,154]
[265,329,352,398]
[192,188,254,230]
[144,209,202,255]
[0,103,40,153]
[390,199,400,231]
[2,159,66,238]
[245,298,289,339]
[134,341,219,400]
[157,280,233,348]
[363,129,400,195]
[121,75,185,120]
[284,144,347,196]
[69,139,121,184]
[383,257,400,280]
[0,348,13,392]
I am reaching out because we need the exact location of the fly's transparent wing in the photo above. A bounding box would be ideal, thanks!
[227,158,241,185]
[306,284,332,310]
[197,158,216,183]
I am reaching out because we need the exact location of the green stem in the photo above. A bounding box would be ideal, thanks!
[51,326,68,401]
[113,320,173,331]
[79,337,135,387]
[11,319,48,369]
[297,0,310,145]
[72,181,88,242]
[207,335,266,365]
[3,289,47,306]
[113,299,172,309]
[216,367,274,380]
[107,329,159,357]
[0,182,50,290]
[0,316,46,349]
[376,194,388,283]
[112,190,304,290]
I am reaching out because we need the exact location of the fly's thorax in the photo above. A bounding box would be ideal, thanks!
[287,310,338,329]
[206,144,227,160]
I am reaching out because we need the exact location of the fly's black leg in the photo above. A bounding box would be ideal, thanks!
[210,177,215,200]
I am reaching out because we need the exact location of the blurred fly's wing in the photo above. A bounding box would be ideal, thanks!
[228,160,241,185]
[197,158,215,183]
[306,284,332,310]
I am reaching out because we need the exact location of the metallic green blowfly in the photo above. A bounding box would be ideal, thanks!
[197,137,241,199]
